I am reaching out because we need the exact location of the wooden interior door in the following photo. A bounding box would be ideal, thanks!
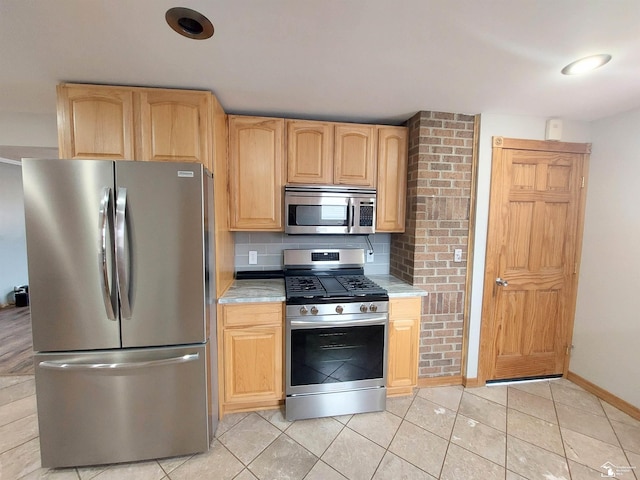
[478,137,590,382]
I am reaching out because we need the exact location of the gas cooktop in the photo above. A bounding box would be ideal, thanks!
[283,248,388,304]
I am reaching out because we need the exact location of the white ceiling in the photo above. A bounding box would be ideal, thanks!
[1,0,640,125]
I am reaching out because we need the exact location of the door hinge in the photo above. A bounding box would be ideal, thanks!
[581,176,585,188]
[566,344,574,355]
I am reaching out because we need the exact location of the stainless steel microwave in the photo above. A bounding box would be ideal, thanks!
[284,185,376,235]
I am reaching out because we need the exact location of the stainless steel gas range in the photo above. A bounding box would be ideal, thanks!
[284,248,389,421]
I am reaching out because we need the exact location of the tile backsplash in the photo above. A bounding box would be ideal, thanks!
[234,232,391,275]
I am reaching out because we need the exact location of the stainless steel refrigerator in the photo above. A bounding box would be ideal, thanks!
[22,158,217,468]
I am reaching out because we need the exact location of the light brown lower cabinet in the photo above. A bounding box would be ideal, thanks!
[217,296,421,417]
[218,302,284,416]
[387,297,421,395]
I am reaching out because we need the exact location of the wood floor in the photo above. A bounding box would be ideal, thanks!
[0,306,34,375]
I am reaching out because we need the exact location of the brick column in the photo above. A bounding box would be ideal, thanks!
[390,111,475,378]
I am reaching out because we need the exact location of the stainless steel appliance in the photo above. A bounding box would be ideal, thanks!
[284,185,376,235]
[284,248,388,421]
[22,159,217,468]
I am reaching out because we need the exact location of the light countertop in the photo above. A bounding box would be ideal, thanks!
[218,274,426,304]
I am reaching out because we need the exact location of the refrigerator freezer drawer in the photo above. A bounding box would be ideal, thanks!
[35,344,211,468]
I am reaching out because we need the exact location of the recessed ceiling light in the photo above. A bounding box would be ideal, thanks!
[561,54,612,75]
[165,7,214,40]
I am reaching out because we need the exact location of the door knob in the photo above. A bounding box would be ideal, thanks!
[495,277,509,287]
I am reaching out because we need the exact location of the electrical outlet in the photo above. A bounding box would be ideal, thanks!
[366,250,374,263]
[248,251,258,265]
[454,249,462,262]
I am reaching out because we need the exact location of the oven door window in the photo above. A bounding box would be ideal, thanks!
[290,325,384,386]
[288,204,348,227]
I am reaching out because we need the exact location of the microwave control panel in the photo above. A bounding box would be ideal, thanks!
[359,204,374,226]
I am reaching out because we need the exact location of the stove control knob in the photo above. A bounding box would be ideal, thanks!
[369,303,378,312]
[310,306,319,315]
[360,304,368,313]
[336,305,344,314]
[299,306,308,315]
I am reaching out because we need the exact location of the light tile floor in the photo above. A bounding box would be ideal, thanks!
[1,375,639,479]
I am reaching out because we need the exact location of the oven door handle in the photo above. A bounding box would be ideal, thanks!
[290,316,387,329]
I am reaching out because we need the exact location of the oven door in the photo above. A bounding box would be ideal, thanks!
[286,314,388,396]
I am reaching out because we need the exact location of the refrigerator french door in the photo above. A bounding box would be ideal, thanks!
[22,159,217,468]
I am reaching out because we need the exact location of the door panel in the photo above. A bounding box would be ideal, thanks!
[56,84,135,160]
[116,161,206,347]
[22,159,121,351]
[479,138,590,382]
[137,89,210,167]
[34,344,209,468]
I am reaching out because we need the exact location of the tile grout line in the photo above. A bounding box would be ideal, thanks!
[599,397,638,479]
[435,389,463,480]
[549,381,575,480]
[368,389,421,480]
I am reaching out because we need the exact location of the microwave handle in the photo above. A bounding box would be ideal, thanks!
[347,198,355,233]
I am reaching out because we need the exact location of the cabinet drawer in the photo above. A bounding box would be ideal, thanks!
[389,297,422,318]
[221,302,283,327]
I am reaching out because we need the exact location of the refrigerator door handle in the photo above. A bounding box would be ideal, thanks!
[99,187,116,321]
[116,187,132,320]
[38,352,200,371]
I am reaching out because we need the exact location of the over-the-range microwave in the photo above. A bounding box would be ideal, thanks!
[284,185,376,235]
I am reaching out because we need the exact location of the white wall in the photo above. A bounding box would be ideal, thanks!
[466,114,592,378]
[0,112,58,147]
[0,163,29,305]
[0,111,57,305]
[571,108,640,408]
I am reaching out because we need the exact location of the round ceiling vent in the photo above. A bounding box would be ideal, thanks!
[165,7,214,40]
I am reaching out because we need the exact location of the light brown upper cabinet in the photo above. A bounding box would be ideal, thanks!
[287,120,377,187]
[57,84,135,160]
[57,83,212,170]
[287,120,333,184]
[228,115,285,231]
[137,89,211,166]
[333,124,377,187]
[376,126,408,232]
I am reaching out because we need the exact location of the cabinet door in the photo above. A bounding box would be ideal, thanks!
[333,124,377,187]
[376,126,408,232]
[228,116,285,230]
[57,84,135,160]
[137,89,211,168]
[223,325,283,404]
[287,120,333,184]
[388,297,421,395]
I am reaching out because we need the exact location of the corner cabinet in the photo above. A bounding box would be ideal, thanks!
[376,126,408,232]
[218,302,284,416]
[387,297,421,395]
[228,116,285,231]
[136,89,211,166]
[56,83,212,170]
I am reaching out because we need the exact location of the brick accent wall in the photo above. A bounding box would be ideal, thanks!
[390,111,475,378]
